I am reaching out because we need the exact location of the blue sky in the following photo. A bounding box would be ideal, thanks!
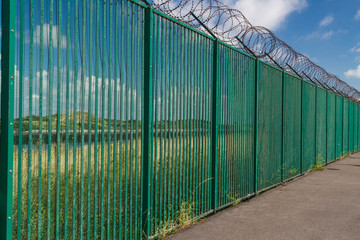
[225,0,360,90]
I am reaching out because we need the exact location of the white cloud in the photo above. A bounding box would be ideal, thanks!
[350,42,360,53]
[25,24,68,48]
[345,65,360,79]
[301,29,347,40]
[355,10,360,20]
[319,15,334,27]
[321,30,334,39]
[226,0,307,30]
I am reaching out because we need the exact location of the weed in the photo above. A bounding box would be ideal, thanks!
[312,154,325,171]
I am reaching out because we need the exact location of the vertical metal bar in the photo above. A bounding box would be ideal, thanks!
[118,1,125,237]
[64,0,71,238]
[170,20,175,221]
[348,100,350,154]
[112,1,118,239]
[106,1,112,239]
[334,95,337,159]
[142,5,153,239]
[124,1,130,237]
[93,0,100,237]
[129,4,135,238]
[80,0,86,238]
[17,0,24,238]
[79,1,86,239]
[55,0,62,237]
[210,39,219,211]
[47,0,54,238]
[37,0,44,237]
[315,87,317,165]
[163,17,169,224]
[100,0,106,237]
[342,98,344,156]
[87,0,93,239]
[72,0,79,238]
[134,6,140,238]
[300,80,303,172]
[0,0,15,239]
[150,12,158,235]
[135,6,141,238]
[27,0,34,238]
[254,59,259,193]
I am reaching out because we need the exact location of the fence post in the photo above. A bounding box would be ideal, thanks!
[348,101,350,154]
[211,39,219,211]
[0,1,16,239]
[254,59,259,193]
[325,92,328,163]
[300,80,304,173]
[315,87,318,165]
[142,5,153,239]
[281,71,285,182]
[342,98,344,156]
[335,95,337,160]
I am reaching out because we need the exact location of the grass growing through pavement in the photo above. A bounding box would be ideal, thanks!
[312,154,325,171]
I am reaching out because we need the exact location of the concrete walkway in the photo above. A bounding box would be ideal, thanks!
[169,152,360,240]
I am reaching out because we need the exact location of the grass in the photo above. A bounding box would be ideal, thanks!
[11,133,216,239]
[155,202,195,240]
[312,154,325,171]
[12,122,349,239]
[12,142,143,239]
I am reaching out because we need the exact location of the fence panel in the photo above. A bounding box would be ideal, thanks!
[316,88,327,163]
[336,96,343,158]
[257,62,283,190]
[283,73,301,180]
[353,103,359,152]
[13,1,145,239]
[302,83,316,171]
[326,93,336,162]
[349,101,354,153]
[217,44,256,207]
[343,100,349,155]
[150,13,214,236]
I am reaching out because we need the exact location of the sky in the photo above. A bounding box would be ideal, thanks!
[223,0,360,91]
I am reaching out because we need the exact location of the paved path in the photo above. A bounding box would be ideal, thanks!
[169,152,360,240]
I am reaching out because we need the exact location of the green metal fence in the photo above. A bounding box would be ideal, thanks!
[1,0,360,239]
[283,73,301,180]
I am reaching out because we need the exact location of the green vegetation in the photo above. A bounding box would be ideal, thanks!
[312,154,325,171]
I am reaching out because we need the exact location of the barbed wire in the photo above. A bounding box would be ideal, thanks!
[151,0,360,102]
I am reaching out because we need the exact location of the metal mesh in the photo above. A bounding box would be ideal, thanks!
[336,96,344,158]
[302,83,316,171]
[326,93,336,163]
[217,43,255,207]
[349,102,354,153]
[283,73,301,180]
[150,13,213,235]
[343,100,349,155]
[316,88,327,163]
[257,62,282,190]
[13,1,144,239]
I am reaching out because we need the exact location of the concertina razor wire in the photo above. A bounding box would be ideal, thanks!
[149,0,360,102]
